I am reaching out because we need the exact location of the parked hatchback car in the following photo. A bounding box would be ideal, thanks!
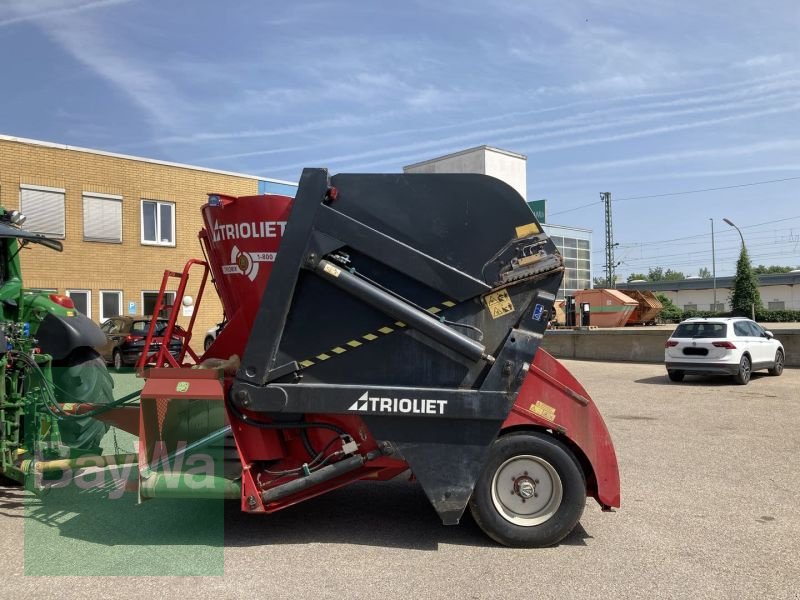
[97,315,183,369]
[664,317,784,385]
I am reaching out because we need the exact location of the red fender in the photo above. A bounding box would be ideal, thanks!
[502,350,621,509]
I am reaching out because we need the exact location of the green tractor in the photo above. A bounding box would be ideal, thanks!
[0,207,113,483]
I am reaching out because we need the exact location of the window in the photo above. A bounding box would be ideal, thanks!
[83,193,122,243]
[711,303,726,312]
[100,291,122,322]
[142,291,176,317]
[683,303,697,311]
[66,289,91,318]
[673,323,726,338]
[768,301,785,311]
[733,322,751,337]
[20,185,65,238]
[141,200,175,246]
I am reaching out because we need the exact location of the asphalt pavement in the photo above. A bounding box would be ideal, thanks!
[1,361,798,599]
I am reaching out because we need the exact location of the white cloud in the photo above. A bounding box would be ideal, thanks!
[0,0,133,28]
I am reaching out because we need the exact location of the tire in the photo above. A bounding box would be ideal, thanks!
[733,354,751,385]
[204,335,214,352]
[768,350,784,376]
[51,348,115,451]
[469,431,586,548]
[112,349,123,371]
[667,370,685,382]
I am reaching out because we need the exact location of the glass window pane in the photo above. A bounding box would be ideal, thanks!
[142,201,157,242]
[69,291,88,316]
[102,292,120,319]
[159,203,173,243]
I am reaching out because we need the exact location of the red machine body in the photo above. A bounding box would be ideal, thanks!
[198,192,620,513]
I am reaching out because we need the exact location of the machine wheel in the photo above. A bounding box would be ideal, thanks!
[768,350,784,376]
[469,431,585,548]
[112,349,123,371]
[733,354,751,385]
[667,370,684,382]
[51,348,114,451]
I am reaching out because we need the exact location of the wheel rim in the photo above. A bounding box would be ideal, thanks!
[114,352,121,369]
[741,356,751,380]
[775,352,784,372]
[490,455,563,527]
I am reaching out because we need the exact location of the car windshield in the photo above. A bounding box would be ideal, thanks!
[131,319,169,335]
[672,322,727,338]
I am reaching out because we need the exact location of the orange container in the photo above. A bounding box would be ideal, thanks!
[574,289,638,328]
[624,290,663,325]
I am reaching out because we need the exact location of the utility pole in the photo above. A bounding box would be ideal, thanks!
[710,218,717,311]
[601,192,615,288]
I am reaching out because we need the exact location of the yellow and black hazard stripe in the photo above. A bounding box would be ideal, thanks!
[298,299,457,369]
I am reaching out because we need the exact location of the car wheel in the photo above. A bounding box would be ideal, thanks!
[667,370,684,382]
[469,431,585,548]
[204,335,214,352]
[51,348,114,451]
[768,350,784,376]
[733,354,751,385]
[112,349,123,371]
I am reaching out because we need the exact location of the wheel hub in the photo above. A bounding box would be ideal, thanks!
[490,455,563,527]
[514,476,537,499]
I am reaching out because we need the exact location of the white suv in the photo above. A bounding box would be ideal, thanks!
[664,317,784,385]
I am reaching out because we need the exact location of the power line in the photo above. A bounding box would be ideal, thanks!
[614,176,800,202]
[548,175,800,217]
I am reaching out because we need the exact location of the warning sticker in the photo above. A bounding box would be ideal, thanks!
[484,289,515,319]
[515,223,541,238]
[530,401,556,422]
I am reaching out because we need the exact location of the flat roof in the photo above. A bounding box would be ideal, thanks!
[0,133,297,187]
[403,145,527,170]
[618,272,800,291]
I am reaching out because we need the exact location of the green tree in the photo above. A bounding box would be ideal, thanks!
[662,269,685,281]
[627,273,648,282]
[753,265,795,275]
[730,246,762,316]
[698,267,711,278]
[647,266,664,281]
[656,293,682,322]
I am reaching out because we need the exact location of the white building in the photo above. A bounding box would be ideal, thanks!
[618,272,800,311]
[403,146,591,300]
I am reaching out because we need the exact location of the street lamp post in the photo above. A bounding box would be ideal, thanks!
[723,217,753,319]
[710,218,716,312]
[723,217,745,248]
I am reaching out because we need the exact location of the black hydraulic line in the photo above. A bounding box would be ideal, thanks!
[261,449,381,504]
[313,259,493,363]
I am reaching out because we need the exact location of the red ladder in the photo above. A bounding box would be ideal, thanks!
[136,259,210,373]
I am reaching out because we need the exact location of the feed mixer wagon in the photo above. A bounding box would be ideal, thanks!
[13,169,621,547]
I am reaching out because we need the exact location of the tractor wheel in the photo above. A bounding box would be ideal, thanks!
[768,350,784,376]
[469,431,585,548]
[667,370,684,382]
[733,354,751,385]
[51,348,114,452]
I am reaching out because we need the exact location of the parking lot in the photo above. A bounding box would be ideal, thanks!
[2,360,799,599]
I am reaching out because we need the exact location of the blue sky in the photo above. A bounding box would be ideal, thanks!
[1,0,799,279]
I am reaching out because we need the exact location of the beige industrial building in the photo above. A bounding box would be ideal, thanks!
[618,272,800,311]
[0,134,296,349]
